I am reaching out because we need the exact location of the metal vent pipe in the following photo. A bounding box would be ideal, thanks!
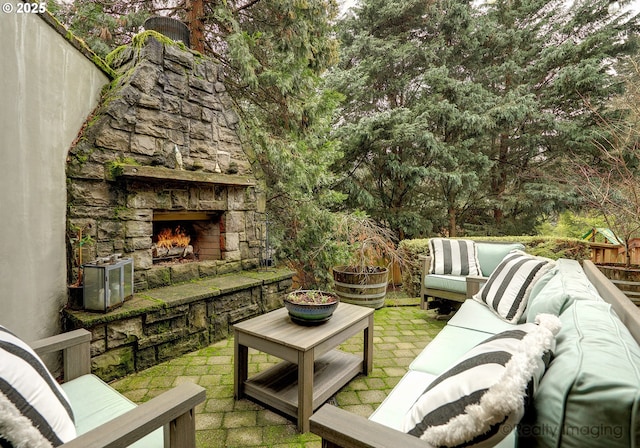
[144,17,191,48]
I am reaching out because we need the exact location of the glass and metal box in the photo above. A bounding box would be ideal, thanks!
[83,257,134,312]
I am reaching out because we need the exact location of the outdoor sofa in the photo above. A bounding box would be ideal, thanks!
[311,249,640,447]
[0,327,205,447]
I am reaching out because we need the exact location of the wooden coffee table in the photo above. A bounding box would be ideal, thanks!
[233,302,374,432]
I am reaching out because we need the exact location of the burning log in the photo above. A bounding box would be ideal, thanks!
[152,226,194,260]
[152,244,194,259]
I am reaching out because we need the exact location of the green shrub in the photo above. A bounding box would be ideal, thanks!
[518,236,591,261]
[398,239,430,298]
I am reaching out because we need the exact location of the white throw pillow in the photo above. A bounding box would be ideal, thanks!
[429,238,481,276]
[0,326,76,447]
[402,314,561,448]
[473,250,554,323]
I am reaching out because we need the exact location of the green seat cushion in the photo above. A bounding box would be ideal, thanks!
[369,370,437,430]
[424,274,467,295]
[369,370,518,447]
[476,242,525,277]
[525,300,640,447]
[448,299,519,334]
[525,258,602,323]
[409,325,493,375]
[61,374,164,447]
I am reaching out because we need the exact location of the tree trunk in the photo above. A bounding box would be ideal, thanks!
[491,134,509,226]
[493,207,503,225]
[625,241,632,267]
[186,0,205,53]
[448,206,457,237]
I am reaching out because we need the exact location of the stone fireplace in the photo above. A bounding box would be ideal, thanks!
[66,32,266,291]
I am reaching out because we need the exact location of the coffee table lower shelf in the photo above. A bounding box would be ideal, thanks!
[243,349,363,418]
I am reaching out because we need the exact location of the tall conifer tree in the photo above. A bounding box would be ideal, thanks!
[332,0,639,236]
[473,0,639,233]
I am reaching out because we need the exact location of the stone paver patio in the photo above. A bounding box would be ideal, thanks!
[110,299,446,447]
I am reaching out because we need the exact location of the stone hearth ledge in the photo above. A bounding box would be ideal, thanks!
[64,268,294,327]
[61,268,295,381]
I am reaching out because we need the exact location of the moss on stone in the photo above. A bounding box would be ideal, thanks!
[104,45,130,67]
[133,30,187,51]
[107,157,140,178]
[113,206,129,220]
[91,54,118,79]
[149,320,172,334]
[92,346,135,382]
[147,267,172,289]
[100,64,136,101]
[63,295,165,327]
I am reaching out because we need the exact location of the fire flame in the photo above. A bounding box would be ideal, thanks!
[156,226,191,249]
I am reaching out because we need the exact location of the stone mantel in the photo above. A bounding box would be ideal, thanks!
[111,164,257,187]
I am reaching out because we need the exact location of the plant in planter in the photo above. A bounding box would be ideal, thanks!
[67,223,94,309]
[284,290,340,325]
[331,214,405,309]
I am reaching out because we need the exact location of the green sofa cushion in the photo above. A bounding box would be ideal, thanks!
[369,370,516,447]
[61,374,164,447]
[476,242,525,277]
[369,370,437,430]
[525,300,640,447]
[409,325,494,375]
[525,259,602,323]
[448,299,517,334]
[424,274,467,295]
[517,266,556,323]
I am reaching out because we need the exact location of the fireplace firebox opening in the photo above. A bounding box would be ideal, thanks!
[152,211,222,264]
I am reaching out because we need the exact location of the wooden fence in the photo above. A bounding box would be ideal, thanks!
[589,239,640,266]
[590,241,640,306]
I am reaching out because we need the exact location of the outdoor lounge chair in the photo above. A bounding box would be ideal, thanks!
[1,328,205,447]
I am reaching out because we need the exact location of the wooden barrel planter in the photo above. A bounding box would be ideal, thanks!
[332,265,389,309]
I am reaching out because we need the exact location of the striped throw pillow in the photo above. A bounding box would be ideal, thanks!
[429,238,480,276]
[473,250,554,323]
[0,326,76,447]
[402,314,561,448]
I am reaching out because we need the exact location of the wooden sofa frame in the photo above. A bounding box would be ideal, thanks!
[310,260,640,448]
[30,329,206,448]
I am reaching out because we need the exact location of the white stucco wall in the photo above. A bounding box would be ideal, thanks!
[0,7,109,341]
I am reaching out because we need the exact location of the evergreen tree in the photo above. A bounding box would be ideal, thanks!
[467,0,639,234]
[413,0,495,237]
[329,0,493,238]
[331,0,639,237]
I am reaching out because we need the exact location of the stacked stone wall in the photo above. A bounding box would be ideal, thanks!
[65,272,293,381]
